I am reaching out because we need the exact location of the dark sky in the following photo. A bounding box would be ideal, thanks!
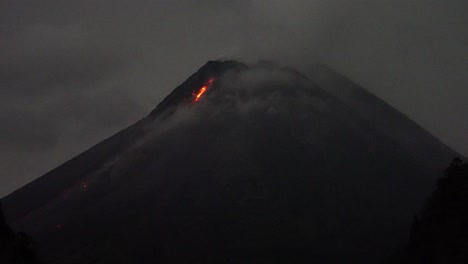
[1,0,467,197]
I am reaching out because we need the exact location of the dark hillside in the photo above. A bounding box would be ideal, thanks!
[1,61,460,263]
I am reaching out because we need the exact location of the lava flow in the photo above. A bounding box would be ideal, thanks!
[193,78,214,102]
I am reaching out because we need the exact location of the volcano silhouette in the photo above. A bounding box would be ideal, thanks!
[1,61,458,263]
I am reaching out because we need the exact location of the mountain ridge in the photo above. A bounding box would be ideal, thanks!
[1,60,460,263]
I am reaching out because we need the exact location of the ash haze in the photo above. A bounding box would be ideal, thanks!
[0,0,467,197]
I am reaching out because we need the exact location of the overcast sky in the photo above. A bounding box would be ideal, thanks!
[1,0,467,197]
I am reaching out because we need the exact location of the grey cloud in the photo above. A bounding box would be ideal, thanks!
[0,24,133,95]
[0,106,62,149]
[0,87,144,148]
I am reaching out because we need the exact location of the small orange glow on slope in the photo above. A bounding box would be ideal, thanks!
[193,78,214,102]
[194,86,207,102]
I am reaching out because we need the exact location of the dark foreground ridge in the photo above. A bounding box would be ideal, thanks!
[0,202,40,263]
[390,158,468,263]
[1,60,460,263]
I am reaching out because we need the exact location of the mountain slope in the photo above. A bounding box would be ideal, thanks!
[1,61,458,263]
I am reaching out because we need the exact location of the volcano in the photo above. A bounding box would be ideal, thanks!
[1,61,458,263]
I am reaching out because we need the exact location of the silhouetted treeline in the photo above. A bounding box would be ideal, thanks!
[393,158,468,263]
[0,201,41,264]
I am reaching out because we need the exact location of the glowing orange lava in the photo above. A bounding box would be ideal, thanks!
[194,86,207,102]
[193,78,214,102]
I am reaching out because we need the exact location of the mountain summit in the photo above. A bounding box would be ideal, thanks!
[1,61,457,263]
